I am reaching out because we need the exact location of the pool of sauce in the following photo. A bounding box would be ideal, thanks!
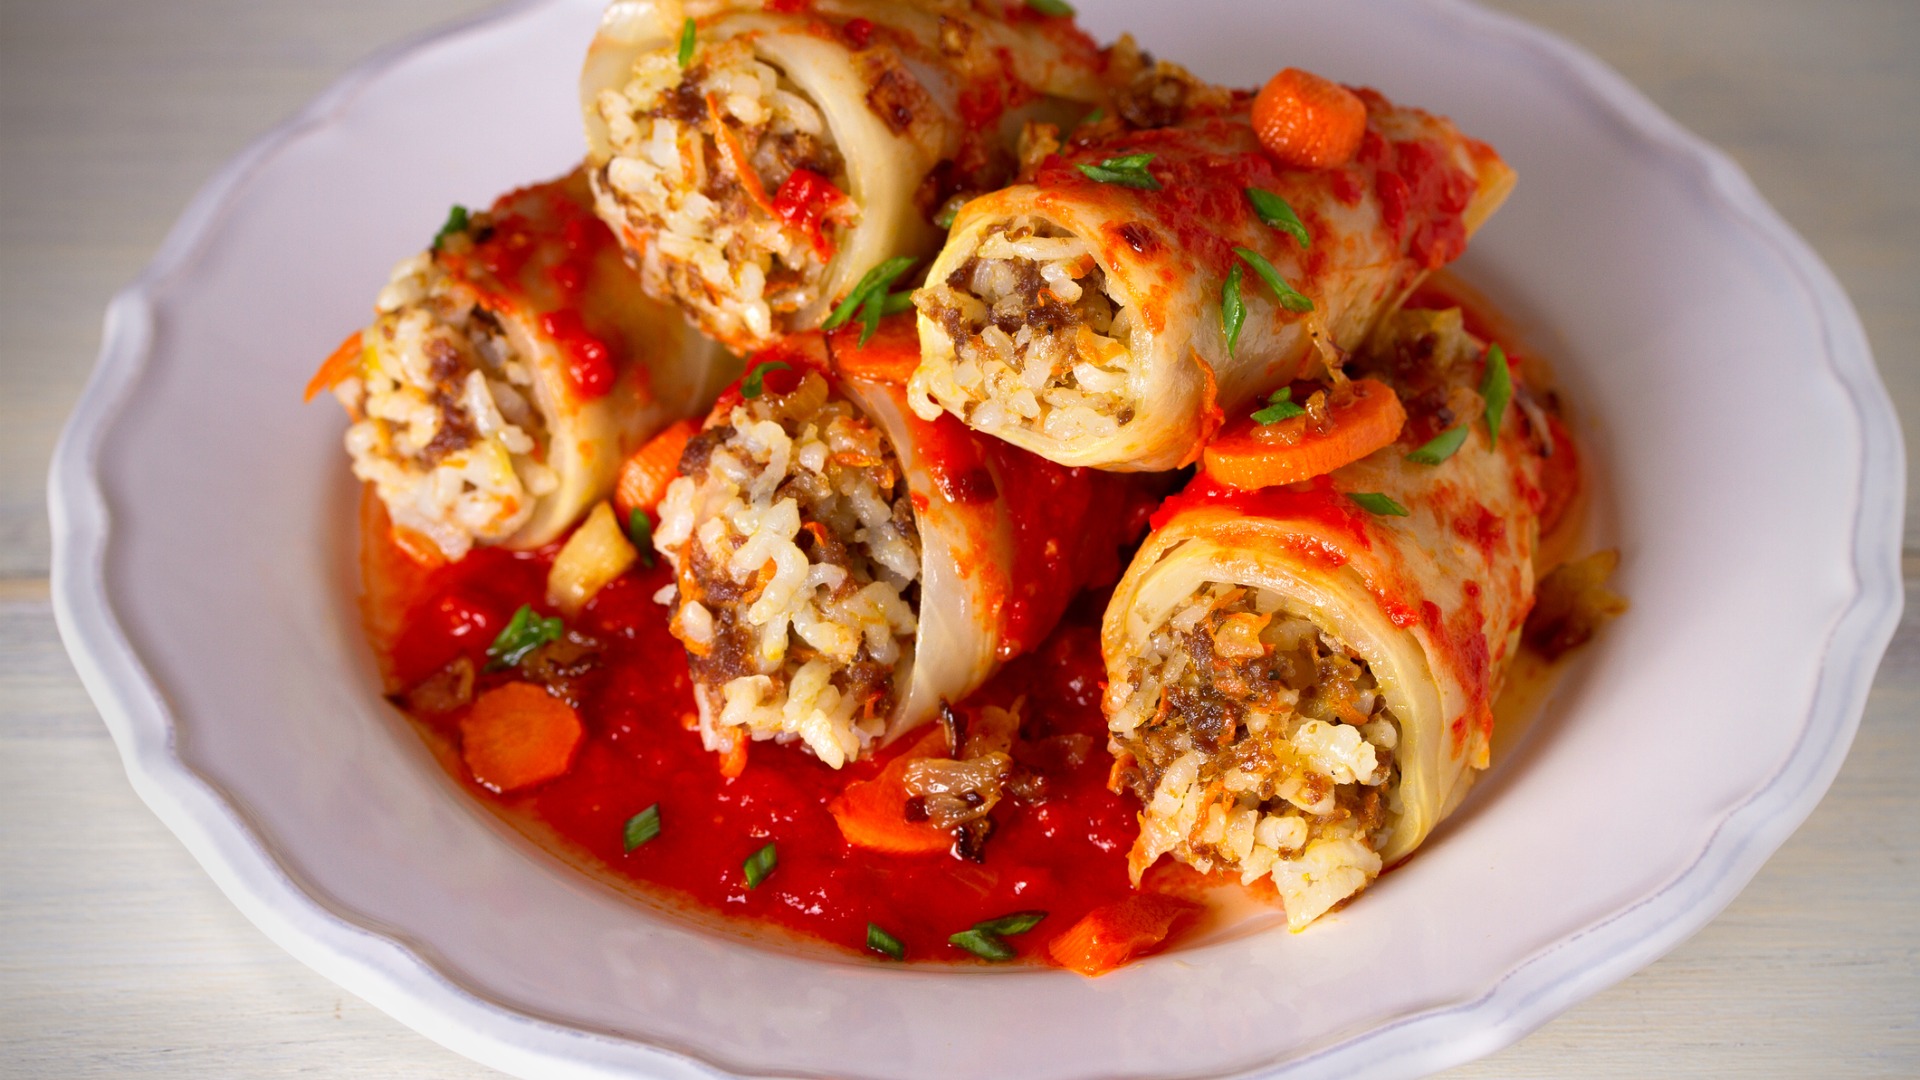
[370,520,1144,964]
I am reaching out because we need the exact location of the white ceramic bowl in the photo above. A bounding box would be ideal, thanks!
[50,0,1904,1077]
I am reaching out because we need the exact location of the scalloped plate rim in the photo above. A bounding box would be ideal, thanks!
[46,1,1904,1078]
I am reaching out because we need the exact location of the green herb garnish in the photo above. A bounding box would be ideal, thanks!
[431,205,469,251]
[1221,265,1246,354]
[1232,246,1314,314]
[485,604,563,671]
[934,203,960,230]
[881,290,916,316]
[742,842,778,889]
[822,256,919,344]
[824,256,917,328]
[1348,492,1411,517]
[948,929,1018,961]
[1245,188,1310,249]
[1251,387,1306,425]
[676,17,696,67]
[948,911,1046,961]
[1076,153,1161,191]
[1026,0,1076,16]
[627,509,655,568]
[971,911,1047,936]
[741,360,790,399]
[1480,343,1511,444]
[622,805,661,851]
[866,923,905,960]
[1406,424,1468,465]
[1079,106,1106,127]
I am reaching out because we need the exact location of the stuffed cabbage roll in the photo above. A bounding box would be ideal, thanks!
[1102,306,1555,929]
[320,168,734,562]
[652,317,1156,767]
[911,62,1513,472]
[581,0,1105,352]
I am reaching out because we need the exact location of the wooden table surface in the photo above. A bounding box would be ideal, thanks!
[3,1,1914,1075]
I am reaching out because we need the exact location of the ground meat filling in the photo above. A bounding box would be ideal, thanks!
[593,36,854,345]
[652,372,920,768]
[1109,582,1402,930]
[339,253,556,562]
[912,215,1140,444]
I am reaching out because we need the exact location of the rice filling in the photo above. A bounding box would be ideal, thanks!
[912,215,1140,444]
[339,253,558,562]
[593,36,853,346]
[654,371,920,768]
[1109,582,1402,930]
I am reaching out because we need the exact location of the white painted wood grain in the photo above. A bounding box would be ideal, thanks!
[1,1,1913,1077]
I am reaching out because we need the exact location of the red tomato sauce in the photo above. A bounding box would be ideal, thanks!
[370,529,1144,964]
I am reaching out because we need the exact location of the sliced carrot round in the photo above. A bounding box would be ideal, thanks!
[1251,68,1367,170]
[459,682,584,793]
[614,418,701,519]
[827,728,952,855]
[1202,377,1406,491]
[1047,893,1201,977]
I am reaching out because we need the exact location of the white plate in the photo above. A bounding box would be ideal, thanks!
[49,0,1904,1077]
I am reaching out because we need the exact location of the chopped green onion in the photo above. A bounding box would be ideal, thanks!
[740,360,790,399]
[1026,0,1076,16]
[947,910,1045,960]
[1232,246,1314,313]
[1349,492,1411,517]
[1245,188,1310,249]
[971,911,1047,936]
[1079,106,1106,127]
[948,928,1018,961]
[866,923,905,960]
[431,205,469,251]
[1251,387,1306,425]
[485,604,563,671]
[742,842,777,889]
[1480,343,1511,444]
[881,290,916,316]
[676,17,696,67]
[823,256,918,331]
[934,203,960,229]
[622,805,661,851]
[1076,153,1161,191]
[1406,424,1468,465]
[1221,265,1246,355]
[626,509,655,568]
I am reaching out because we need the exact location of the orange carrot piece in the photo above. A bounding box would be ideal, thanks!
[826,314,922,385]
[1048,893,1202,977]
[827,728,952,855]
[706,94,779,219]
[459,682,585,793]
[717,731,750,779]
[1251,68,1368,170]
[1202,377,1406,491]
[614,418,702,519]
[304,330,364,403]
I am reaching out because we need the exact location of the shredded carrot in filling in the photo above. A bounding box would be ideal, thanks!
[593,36,853,346]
